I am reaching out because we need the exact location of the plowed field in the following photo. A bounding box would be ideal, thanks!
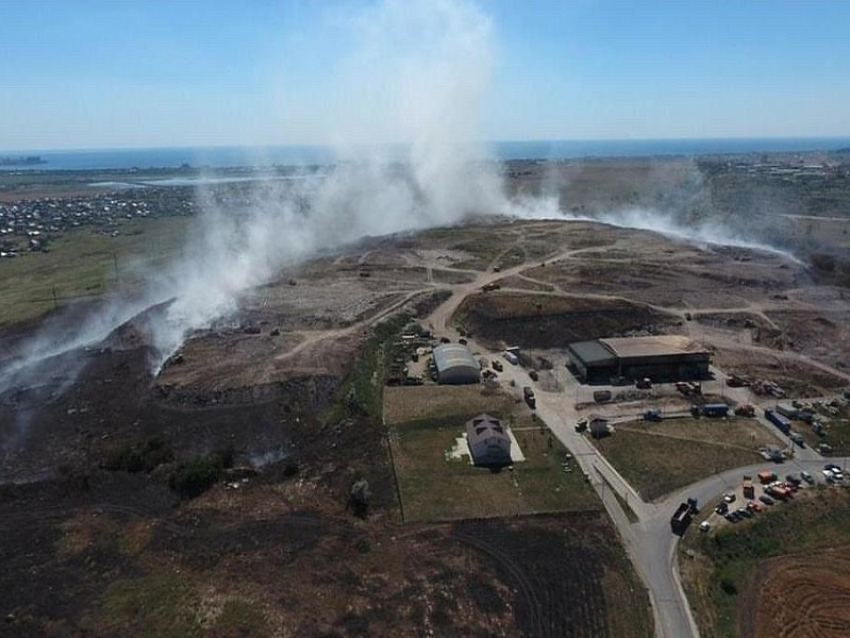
[741,548,850,638]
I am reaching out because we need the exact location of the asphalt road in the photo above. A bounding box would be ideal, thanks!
[494,357,847,638]
[419,246,848,638]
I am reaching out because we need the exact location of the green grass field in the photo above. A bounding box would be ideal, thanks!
[391,412,601,522]
[592,420,765,501]
[680,487,850,638]
[0,216,189,327]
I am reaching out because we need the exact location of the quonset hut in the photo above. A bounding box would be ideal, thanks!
[466,414,511,466]
[567,335,710,384]
[432,343,481,385]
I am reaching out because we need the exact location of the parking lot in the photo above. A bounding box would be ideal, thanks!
[696,463,847,533]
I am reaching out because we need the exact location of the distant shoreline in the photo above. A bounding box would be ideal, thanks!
[2,137,849,172]
[0,155,47,167]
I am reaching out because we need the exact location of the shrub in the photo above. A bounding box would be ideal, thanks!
[166,448,234,499]
[103,435,175,473]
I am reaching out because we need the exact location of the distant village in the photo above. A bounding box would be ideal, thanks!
[0,187,194,257]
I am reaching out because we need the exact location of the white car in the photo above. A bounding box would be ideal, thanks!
[723,493,736,503]
[822,469,835,482]
[699,521,711,532]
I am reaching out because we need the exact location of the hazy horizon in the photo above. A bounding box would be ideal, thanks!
[2,1,849,151]
[5,134,850,156]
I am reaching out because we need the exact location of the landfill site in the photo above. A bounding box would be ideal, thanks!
[2,156,850,637]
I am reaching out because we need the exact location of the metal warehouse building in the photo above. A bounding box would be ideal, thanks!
[432,343,481,385]
[567,335,711,384]
[466,414,512,466]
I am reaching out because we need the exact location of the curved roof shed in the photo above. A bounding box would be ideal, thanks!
[433,343,480,385]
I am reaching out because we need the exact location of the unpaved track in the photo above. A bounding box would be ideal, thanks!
[261,220,846,638]
[411,225,850,638]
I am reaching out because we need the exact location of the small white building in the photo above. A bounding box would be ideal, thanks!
[466,414,512,466]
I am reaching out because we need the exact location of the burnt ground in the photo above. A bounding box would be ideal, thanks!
[456,291,678,349]
[0,332,649,637]
[0,470,648,637]
[0,266,650,636]
[4,213,850,635]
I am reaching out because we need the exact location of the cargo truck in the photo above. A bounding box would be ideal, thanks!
[690,403,729,418]
[764,408,791,434]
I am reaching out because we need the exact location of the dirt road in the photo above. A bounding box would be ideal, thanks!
[411,228,849,638]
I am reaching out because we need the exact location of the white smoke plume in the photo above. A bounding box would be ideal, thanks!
[0,0,509,392]
[141,0,508,368]
[0,0,803,400]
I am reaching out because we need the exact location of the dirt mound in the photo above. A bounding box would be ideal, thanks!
[456,291,677,349]
[712,345,848,397]
[742,547,850,638]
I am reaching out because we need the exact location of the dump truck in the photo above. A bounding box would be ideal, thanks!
[758,470,778,484]
[726,375,750,387]
[644,408,662,422]
[593,390,612,403]
[734,404,755,417]
[743,476,755,500]
[767,484,792,500]
[671,498,699,535]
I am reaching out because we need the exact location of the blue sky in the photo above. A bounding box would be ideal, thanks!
[1,0,849,150]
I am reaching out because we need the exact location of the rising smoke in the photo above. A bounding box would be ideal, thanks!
[0,0,509,394]
[0,0,801,400]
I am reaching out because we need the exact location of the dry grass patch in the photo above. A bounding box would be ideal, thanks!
[616,417,784,450]
[392,412,600,522]
[593,429,761,501]
[383,384,513,425]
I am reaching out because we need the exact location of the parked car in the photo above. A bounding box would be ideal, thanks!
[737,507,753,519]
[699,521,711,533]
[723,493,736,503]
[747,501,765,513]
[785,474,801,487]
[800,470,814,485]
[823,469,836,483]
[725,512,740,523]
[759,495,776,506]
[715,502,729,515]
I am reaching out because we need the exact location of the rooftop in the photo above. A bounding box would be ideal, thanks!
[433,343,479,371]
[599,335,709,359]
[567,340,617,366]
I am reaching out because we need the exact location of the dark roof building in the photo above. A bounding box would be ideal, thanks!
[466,414,512,466]
[588,415,611,439]
[567,335,711,384]
[433,343,481,385]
